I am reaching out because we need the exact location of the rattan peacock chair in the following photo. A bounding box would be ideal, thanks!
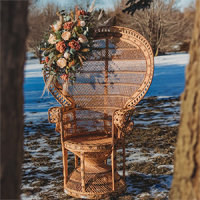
[44,26,154,199]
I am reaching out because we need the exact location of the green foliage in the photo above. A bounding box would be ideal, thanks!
[54,31,62,40]
[64,15,71,21]
[38,6,94,84]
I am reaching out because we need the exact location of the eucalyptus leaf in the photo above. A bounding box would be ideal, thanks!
[55,31,62,40]
[70,76,76,82]
[71,66,76,71]
[50,71,56,75]
[66,48,70,53]
[77,27,84,34]
[83,30,88,36]
[74,26,77,32]
[50,55,57,63]
[43,51,49,57]
[55,39,61,42]
[65,68,69,73]
[70,48,76,55]
[75,63,80,68]
[64,16,71,21]
[49,52,54,59]
[72,32,77,38]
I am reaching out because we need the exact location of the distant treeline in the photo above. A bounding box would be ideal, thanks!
[27,0,195,56]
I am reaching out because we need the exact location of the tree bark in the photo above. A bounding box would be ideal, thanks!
[0,1,28,199]
[170,1,200,199]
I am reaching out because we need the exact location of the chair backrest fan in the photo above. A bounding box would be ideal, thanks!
[44,26,154,121]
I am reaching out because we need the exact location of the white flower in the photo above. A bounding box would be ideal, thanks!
[61,31,71,41]
[48,34,57,44]
[79,21,86,27]
[57,58,67,68]
[64,52,70,59]
[52,20,62,31]
[78,35,88,43]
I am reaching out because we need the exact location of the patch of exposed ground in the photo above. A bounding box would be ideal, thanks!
[21,97,179,200]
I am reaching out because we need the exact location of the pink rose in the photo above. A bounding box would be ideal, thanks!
[56,41,66,53]
[78,35,88,43]
[52,20,62,31]
[57,58,67,68]
[48,34,56,44]
[78,20,86,27]
[61,31,71,41]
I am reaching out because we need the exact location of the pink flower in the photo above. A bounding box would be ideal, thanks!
[56,41,66,53]
[77,20,86,27]
[52,20,62,31]
[78,35,88,43]
[48,34,57,44]
[57,58,67,68]
[61,31,71,41]
[68,39,81,51]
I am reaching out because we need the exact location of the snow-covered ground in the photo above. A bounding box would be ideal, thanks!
[147,53,189,97]
[24,52,189,123]
[22,52,189,199]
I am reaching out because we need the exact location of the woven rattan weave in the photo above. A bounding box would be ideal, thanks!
[45,26,154,199]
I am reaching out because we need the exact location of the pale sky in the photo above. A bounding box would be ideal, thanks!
[38,0,195,11]
[177,0,195,10]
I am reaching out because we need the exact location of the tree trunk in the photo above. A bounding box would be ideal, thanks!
[170,1,200,199]
[0,1,28,199]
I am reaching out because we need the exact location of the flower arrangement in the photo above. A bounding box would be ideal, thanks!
[40,5,95,91]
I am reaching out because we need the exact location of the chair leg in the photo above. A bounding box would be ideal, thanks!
[80,152,85,192]
[62,145,68,188]
[111,145,117,191]
[123,137,126,181]
[112,116,117,191]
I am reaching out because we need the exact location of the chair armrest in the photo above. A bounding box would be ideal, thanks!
[113,108,135,135]
[48,106,77,123]
[48,107,62,123]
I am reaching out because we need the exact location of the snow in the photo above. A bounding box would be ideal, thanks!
[146,53,189,97]
[24,52,189,123]
[22,52,190,199]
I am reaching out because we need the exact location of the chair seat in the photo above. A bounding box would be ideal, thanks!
[64,132,112,152]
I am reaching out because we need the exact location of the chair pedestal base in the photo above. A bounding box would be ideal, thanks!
[64,165,126,199]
